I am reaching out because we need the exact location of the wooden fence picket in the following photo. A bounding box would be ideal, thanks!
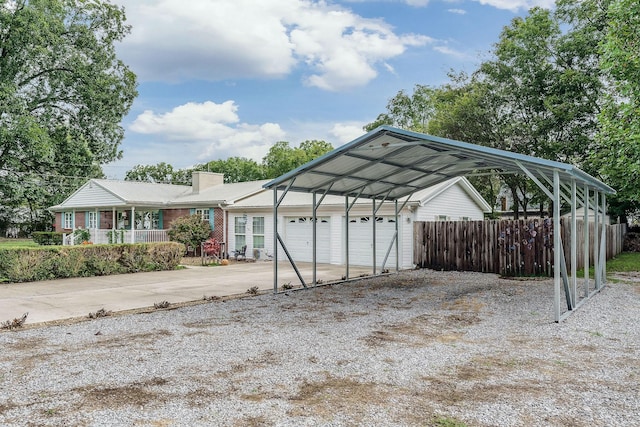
[414,219,627,277]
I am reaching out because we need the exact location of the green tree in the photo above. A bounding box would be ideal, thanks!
[125,163,190,185]
[364,85,436,133]
[262,140,334,178]
[167,214,211,254]
[0,0,137,229]
[196,157,265,183]
[595,0,640,219]
[367,2,611,218]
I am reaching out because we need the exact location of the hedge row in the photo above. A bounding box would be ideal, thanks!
[32,232,64,246]
[0,242,185,283]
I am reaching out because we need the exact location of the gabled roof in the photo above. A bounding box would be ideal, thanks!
[174,180,270,205]
[229,176,491,212]
[49,178,268,211]
[264,126,615,200]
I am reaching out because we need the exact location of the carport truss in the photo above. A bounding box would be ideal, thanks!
[264,126,615,322]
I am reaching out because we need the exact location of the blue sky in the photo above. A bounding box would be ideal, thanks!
[105,0,555,179]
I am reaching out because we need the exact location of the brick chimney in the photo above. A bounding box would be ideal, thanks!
[192,172,224,193]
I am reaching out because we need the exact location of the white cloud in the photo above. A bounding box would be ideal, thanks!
[330,122,368,145]
[129,101,286,162]
[404,0,430,6]
[433,45,469,59]
[471,0,555,12]
[447,8,467,15]
[114,0,431,91]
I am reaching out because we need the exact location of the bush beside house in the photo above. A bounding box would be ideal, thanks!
[0,242,185,283]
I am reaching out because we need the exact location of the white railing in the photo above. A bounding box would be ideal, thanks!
[63,229,169,245]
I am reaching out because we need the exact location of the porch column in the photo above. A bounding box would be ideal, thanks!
[131,207,135,243]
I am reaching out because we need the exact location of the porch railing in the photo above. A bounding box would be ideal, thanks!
[63,229,169,245]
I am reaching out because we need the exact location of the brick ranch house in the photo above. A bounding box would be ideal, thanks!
[50,172,491,268]
[49,172,266,251]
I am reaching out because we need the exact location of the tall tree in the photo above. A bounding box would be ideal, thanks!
[262,140,334,178]
[595,0,640,219]
[0,0,137,229]
[125,163,189,185]
[364,84,436,133]
[197,157,265,183]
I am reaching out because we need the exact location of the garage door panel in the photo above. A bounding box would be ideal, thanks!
[284,217,330,263]
[347,216,398,267]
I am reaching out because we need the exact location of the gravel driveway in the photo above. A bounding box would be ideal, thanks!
[1,270,639,426]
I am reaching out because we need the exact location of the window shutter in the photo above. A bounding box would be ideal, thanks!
[190,208,195,215]
[209,208,215,230]
[96,211,100,228]
[158,210,163,229]
[85,212,89,228]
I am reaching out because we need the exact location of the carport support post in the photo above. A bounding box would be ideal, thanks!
[584,184,590,297]
[594,191,600,290]
[372,199,376,275]
[273,188,278,293]
[313,192,317,285]
[599,193,607,288]
[571,180,577,309]
[345,196,349,280]
[553,170,561,322]
[395,200,399,272]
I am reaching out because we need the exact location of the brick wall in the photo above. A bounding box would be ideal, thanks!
[162,209,192,229]
[54,212,62,232]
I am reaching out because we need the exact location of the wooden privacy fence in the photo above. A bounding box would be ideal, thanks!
[414,219,627,277]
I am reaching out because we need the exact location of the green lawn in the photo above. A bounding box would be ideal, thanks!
[0,238,39,248]
[604,252,640,273]
[575,251,640,278]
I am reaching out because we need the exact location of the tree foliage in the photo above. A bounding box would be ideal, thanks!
[0,0,137,229]
[364,85,436,133]
[364,0,617,218]
[262,140,334,178]
[595,0,640,218]
[166,214,211,253]
[125,162,190,185]
[126,140,334,187]
[196,157,265,183]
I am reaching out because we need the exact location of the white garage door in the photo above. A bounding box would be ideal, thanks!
[347,216,398,267]
[283,216,331,263]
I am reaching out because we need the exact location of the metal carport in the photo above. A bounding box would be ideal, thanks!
[263,126,616,322]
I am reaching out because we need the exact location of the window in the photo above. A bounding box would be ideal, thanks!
[436,215,449,221]
[234,216,246,250]
[460,216,471,221]
[64,212,73,229]
[134,211,159,229]
[88,212,98,229]
[253,216,265,248]
[195,208,210,222]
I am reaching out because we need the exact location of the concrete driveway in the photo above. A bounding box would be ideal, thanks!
[0,261,371,326]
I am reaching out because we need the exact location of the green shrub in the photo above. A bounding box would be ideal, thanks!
[0,242,185,283]
[167,214,211,253]
[32,232,63,246]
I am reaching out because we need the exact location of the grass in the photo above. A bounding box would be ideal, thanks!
[604,252,640,273]
[0,238,39,248]
[432,416,468,427]
[577,252,640,278]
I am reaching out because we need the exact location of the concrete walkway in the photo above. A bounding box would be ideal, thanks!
[0,261,370,326]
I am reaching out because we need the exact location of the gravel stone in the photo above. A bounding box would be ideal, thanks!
[1,269,639,426]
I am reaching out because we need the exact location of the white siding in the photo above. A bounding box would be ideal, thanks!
[63,184,124,208]
[416,183,485,221]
